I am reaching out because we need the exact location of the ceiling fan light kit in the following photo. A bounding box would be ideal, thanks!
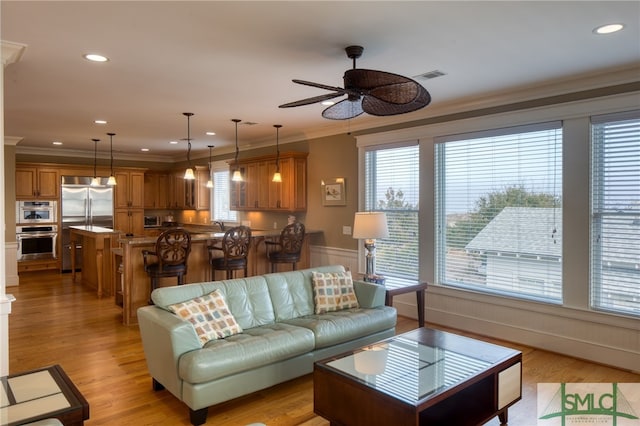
[279,45,431,120]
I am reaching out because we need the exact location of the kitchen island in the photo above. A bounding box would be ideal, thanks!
[69,225,121,298]
[116,227,315,325]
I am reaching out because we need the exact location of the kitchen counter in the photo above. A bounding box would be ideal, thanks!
[116,227,319,325]
[69,225,121,298]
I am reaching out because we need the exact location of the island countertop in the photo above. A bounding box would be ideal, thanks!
[69,225,119,234]
[118,227,319,246]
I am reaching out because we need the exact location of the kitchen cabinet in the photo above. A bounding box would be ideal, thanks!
[114,170,145,209]
[15,166,60,199]
[167,167,210,210]
[114,209,144,236]
[230,152,307,212]
[144,172,171,209]
[114,169,145,235]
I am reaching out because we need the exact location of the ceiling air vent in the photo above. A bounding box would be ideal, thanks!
[416,70,446,80]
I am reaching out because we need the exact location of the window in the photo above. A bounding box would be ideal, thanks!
[210,160,238,223]
[435,122,563,302]
[364,144,419,280]
[591,111,640,317]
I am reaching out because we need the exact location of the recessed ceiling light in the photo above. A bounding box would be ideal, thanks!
[141,148,150,152]
[83,53,109,62]
[52,141,63,145]
[94,119,107,124]
[169,140,179,145]
[321,101,335,106]
[206,131,216,136]
[594,23,625,34]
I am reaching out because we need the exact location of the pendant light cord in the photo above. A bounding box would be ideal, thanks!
[107,132,115,175]
[185,113,194,167]
[232,119,241,164]
[274,124,282,172]
[92,138,99,178]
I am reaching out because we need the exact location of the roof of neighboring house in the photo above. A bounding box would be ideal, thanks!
[466,207,562,258]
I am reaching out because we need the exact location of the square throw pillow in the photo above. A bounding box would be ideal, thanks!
[312,270,359,314]
[167,289,242,345]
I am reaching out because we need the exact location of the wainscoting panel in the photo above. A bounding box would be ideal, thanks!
[5,242,19,287]
[309,245,359,275]
[425,286,639,372]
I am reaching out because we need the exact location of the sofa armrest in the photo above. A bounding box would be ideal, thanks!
[353,280,386,308]
[137,305,202,398]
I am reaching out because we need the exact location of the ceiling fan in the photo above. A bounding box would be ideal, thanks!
[279,45,431,120]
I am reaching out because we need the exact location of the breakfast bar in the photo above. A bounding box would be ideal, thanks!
[117,228,314,325]
[69,225,120,298]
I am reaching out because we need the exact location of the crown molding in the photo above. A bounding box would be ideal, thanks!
[1,40,27,67]
[3,136,23,146]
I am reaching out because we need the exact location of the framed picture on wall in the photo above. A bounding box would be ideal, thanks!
[321,178,346,206]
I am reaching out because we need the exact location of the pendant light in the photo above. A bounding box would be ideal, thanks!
[231,119,243,182]
[272,124,282,182]
[206,145,214,188]
[183,112,195,180]
[106,132,117,186]
[90,138,100,187]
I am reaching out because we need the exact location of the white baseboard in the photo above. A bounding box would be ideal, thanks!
[4,243,19,287]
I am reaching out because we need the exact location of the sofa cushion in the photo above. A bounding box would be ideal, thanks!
[151,275,276,330]
[167,290,242,345]
[265,265,346,321]
[282,306,397,349]
[312,271,359,314]
[178,322,315,384]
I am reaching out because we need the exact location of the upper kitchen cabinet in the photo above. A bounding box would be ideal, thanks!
[114,170,145,209]
[230,152,307,212]
[15,165,60,199]
[144,172,171,209]
[165,167,210,210]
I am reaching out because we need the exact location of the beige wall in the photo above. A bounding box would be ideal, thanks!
[306,133,359,250]
[4,145,16,242]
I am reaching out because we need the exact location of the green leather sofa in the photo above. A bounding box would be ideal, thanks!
[137,265,397,425]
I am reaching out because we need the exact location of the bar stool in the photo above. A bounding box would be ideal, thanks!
[142,228,191,303]
[208,226,251,279]
[265,222,305,272]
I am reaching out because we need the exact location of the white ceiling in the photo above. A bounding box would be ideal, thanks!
[2,1,639,162]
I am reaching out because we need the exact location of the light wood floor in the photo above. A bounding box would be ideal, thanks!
[8,271,639,426]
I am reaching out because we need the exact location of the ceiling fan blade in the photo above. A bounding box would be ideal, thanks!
[279,92,344,108]
[344,69,413,89]
[292,79,347,93]
[345,69,427,105]
[322,98,364,120]
[362,85,431,116]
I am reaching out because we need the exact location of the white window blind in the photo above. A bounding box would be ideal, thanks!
[210,161,238,223]
[591,111,640,317]
[364,144,419,279]
[435,122,562,302]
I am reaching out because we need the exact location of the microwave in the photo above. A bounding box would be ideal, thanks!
[144,216,161,227]
[17,200,58,224]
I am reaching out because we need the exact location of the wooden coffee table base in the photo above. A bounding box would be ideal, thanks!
[314,328,521,426]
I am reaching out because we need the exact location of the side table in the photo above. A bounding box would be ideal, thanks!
[382,278,428,327]
[0,364,89,426]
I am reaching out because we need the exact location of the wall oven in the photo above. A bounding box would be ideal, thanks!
[17,225,58,261]
[16,200,58,224]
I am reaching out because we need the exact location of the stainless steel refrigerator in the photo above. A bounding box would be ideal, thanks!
[61,176,114,271]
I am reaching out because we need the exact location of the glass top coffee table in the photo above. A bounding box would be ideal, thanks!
[314,328,522,426]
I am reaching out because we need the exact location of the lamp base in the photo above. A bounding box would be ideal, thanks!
[363,274,386,285]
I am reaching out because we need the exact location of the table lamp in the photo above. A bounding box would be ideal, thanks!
[353,212,389,283]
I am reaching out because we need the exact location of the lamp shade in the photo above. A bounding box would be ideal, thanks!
[352,212,389,240]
